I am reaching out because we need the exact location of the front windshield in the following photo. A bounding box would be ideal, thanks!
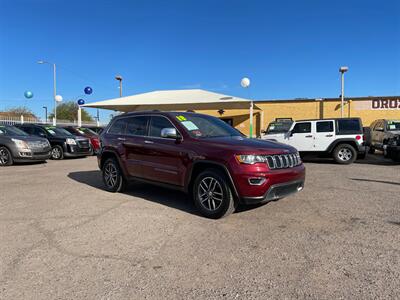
[0,125,28,136]
[386,120,400,131]
[266,121,293,134]
[45,126,73,136]
[172,113,243,138]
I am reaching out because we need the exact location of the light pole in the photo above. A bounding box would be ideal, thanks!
[38,60,58,123]
[115,75,123,97]
[241,77,253,138]
[339,66,348,118]
[42,106,48,123]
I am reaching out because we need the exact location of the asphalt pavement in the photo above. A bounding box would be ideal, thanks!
[1,155,399,299]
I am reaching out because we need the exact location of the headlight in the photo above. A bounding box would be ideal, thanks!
[66,138,76,145]
[236,154,266,164]
[12,138,29,149]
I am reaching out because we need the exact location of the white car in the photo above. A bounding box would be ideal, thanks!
[261,118,366,164]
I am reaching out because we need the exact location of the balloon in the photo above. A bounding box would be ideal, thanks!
[240,77,250,88]
[54,95,63,102]
[24,91,33,99]
[77,99,85,106]
[84,86,93,95]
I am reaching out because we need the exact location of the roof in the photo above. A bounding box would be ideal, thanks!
[255,95,400,103]
[82,89,252,111]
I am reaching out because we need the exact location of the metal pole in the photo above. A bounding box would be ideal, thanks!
[43,106,48,123]
[249,100,254,138]
[340,71,344,118]
[53,63,57,124]
[119,80,122,97]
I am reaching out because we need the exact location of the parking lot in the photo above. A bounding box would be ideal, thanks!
[1,156,399,299]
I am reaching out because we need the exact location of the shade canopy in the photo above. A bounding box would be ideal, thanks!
[82,89,253,112]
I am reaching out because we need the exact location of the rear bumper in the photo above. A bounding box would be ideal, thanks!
[242,179,304,205]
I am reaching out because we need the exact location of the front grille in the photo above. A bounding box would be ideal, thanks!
[77,140,90,149]
[28,141,49,149]
[265,153,302,169]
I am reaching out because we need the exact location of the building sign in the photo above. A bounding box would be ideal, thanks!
[353,99,400,111]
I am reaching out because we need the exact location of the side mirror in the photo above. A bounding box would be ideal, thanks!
[289,131,294,137]
[161,127,179,139]
[39,132,46,137]
[261,130,267,135]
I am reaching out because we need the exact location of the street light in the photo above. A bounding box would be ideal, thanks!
[339,66,348,118]
[115,75,123,97]
[38,60,58,123]
[241,77,253,138]
[42,106,48,123]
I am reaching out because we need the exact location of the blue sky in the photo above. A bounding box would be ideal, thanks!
[0,0,399,121]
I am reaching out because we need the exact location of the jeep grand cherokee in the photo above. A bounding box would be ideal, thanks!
[98,111,305,218]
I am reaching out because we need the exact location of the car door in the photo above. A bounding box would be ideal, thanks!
[140,115,186,186]
[119,116,150,178]
[285,122,314,151]
[314,120,335,151]
[372,120,385,149]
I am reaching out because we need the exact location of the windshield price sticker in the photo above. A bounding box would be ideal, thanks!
[181,121,199,131]
[176,115,187,121]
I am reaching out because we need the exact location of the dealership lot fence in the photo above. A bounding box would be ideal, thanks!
[0,115,106,127]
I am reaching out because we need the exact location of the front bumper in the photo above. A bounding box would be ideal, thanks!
[13,149,52,162]
[242,179,305,205]
[63,144,92,157]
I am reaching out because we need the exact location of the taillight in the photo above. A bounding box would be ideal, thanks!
[356,135,361,140]
[362,135,366,141]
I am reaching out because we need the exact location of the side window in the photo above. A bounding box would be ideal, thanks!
[292,122,311,134]
[316,121,334,133]
[337,119,362,134]
[108,119,127,135]
[149,116,175,138]
[126,116,149,136]
[33,127,45,136]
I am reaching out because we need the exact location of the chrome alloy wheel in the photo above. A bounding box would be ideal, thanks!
[51,147,61,159]
[338,148,353,161]
[104,163,118,188]
[197,177,224,211]
[0,148,10,165]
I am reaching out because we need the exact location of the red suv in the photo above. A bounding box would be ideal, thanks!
[98,111,305,218]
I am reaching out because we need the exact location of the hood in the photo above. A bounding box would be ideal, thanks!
[388,130,400,136]
[10,135,49,143]
[198,136,297,154]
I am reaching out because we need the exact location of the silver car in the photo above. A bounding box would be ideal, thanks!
[0,125,51,166]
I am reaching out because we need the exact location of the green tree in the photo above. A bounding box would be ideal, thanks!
[49,101,93,122]
[4,106,37,118]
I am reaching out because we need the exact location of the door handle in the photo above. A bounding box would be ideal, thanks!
[117,137,126,141]
[305,135,313,138]
[325,134,333,137]
[144,140,154,144]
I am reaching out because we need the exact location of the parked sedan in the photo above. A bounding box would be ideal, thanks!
[15,124,92,160]
[61,126,100,154]
[0,124,51,166]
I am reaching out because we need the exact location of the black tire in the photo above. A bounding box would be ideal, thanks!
[192,169,237,219]
[0,146,13,166]
[333,143,357,164]
[51,145,64,160]
[368,146,375,154]
[102,158,126,192]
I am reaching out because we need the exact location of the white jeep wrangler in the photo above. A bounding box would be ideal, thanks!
[262,118,366,164]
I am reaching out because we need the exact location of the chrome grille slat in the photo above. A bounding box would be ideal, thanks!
[264,153,301,169]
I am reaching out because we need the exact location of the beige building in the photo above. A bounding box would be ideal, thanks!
[84,90,400,136]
